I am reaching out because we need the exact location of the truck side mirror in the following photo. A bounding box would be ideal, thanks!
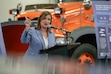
[17,3,22,13]
[9,3,22,16]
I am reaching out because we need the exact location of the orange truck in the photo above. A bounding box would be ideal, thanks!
[2,0,103,66]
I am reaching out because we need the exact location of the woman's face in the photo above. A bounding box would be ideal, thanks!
[40,15,51,28]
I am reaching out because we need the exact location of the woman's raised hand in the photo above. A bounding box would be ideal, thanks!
[24,17,31,31]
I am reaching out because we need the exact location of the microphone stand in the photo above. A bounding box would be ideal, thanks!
[58,28,81,57]
[59,28,72,57]
[59,28,71,44]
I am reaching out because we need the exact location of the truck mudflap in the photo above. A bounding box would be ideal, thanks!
[1,21,34,56]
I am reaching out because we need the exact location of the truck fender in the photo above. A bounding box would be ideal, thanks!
[70,26,95,43]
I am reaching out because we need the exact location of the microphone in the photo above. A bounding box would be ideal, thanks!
[48,25,58,29]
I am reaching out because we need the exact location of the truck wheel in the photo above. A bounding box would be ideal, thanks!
[71,43,97,66]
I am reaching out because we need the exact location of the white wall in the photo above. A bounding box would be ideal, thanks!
[0,0,57,22]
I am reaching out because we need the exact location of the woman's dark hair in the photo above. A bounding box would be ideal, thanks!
[35,11,52,33]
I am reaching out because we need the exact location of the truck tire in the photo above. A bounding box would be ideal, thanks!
[71,43,97,66]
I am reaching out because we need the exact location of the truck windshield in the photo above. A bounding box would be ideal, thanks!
[61,0,109,2]
[24,0,109,11]
[60,0,83,2]
[25,4,58,11]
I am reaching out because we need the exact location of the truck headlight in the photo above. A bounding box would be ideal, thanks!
[54,7,62,14]
[83,0,92,10]
[56,37,65,45]
[9,9,18,15]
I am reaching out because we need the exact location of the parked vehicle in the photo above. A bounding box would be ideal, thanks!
[7,0,110,66]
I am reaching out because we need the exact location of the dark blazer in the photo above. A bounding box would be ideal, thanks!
[21,27,56,57]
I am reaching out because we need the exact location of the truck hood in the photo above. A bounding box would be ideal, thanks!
[16,11,42,20]
[58,2,83,11]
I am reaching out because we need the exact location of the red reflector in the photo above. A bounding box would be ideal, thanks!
[9,10,12,14]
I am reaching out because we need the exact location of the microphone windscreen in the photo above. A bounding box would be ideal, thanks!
[48,25,52,28]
